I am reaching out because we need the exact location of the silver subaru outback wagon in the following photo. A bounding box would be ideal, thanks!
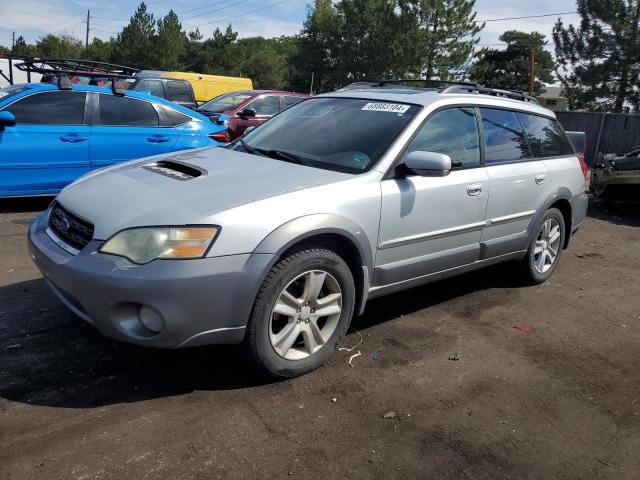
[28,84,589,377]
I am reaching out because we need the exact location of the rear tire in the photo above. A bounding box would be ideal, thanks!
[245,247,355,378]
[519,208,566,284]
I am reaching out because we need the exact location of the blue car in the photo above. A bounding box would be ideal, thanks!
[0,83,228,197]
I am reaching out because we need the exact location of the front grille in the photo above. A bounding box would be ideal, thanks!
[48,202,94,251]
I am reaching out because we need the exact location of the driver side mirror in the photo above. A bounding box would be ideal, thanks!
[0,111,16,129]
[237,108,256,119]
[404,150,451,177]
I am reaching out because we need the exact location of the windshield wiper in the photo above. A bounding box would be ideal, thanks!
[238,137,257,154]
[255,148,313,166]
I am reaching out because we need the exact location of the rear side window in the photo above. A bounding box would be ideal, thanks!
[283,96,304,109]
[480,108,531,163]
[516,113,575,157]
[158,105,191,126]
[5,91,86,125]
[134,79,165,98]
[99,95,159,126]
[407,107,481,168]
[167,81,192,103]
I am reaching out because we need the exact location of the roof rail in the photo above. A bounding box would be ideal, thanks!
[440,84,539,104]
[340,78,539,104]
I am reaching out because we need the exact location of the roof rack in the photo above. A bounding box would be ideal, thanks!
[14,58,138,96]
[15,58,139,78]
[341,78,539,104]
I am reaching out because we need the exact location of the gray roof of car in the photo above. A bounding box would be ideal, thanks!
[319,87,555,117]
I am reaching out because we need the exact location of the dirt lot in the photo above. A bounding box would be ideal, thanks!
[0,197,639,480]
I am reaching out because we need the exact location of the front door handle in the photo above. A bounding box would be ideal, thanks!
[147,135,170,143]
[535,174,546,185]
[59,134,87,143]
[466,183,483,196]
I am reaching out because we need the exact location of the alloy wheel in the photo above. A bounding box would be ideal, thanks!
[534,218,561,274]
[269,270,342,361]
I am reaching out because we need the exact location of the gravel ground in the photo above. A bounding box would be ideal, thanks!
[0,196,639,480]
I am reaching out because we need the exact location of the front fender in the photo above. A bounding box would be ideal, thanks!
[253,213,375,271]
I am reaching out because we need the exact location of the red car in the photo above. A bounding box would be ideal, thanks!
[196,90,309,141]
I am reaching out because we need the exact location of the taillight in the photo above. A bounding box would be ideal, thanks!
[578,155,589,180]
[209,131,230,143]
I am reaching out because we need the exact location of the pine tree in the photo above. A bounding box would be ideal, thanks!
[292,0,340,92]
[469,31,554,94]
[110,2,156,69]
[154,11,187,70]
[404,0,484,80]
[553,0,640,112]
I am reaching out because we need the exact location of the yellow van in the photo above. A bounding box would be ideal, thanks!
[161,72,253,103]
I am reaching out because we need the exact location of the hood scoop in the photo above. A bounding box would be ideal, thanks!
[142,160,205,181]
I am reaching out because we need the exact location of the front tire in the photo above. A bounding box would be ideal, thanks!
[245,247,355,378]
[520,208,566,284]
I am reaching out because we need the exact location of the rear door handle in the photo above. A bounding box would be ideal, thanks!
[535,174,546,185]
[147,135,170,143]
[59,134,87,143]
[466,183,483,196]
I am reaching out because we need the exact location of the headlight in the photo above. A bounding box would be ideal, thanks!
[100,226,219,264]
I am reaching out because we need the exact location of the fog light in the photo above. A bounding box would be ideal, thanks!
[137,306,164,333]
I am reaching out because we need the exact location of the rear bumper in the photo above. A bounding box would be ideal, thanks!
[28,212,275,348]
[571,191,589,234]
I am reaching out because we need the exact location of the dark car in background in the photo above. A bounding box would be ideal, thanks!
[196,90,309,141]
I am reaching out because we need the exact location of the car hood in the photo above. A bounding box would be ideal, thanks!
[56,147,351,239]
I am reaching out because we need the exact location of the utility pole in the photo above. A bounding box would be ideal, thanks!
[528,48,536,96]
[310,71,315,95]
[11,32,15,49]
[85,10,90,50]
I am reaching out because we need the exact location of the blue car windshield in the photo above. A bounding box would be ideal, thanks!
[0,84,30,103]
[230,97,420,173]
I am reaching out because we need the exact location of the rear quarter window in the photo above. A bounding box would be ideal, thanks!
[99,95,159,127]
[516,113,574,157]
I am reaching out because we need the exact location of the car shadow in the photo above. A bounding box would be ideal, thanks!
[0,262,524,409]
[587,196,640,228]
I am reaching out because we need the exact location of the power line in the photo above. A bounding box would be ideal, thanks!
[181,0,249,21]
[476,11,578,23]
[185,0,294,29]
[176,0,241,15]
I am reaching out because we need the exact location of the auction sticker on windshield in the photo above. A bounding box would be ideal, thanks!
[361,102,410,114]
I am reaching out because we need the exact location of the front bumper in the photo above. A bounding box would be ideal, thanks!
[28,212,275,348]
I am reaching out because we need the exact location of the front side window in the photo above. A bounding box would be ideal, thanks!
[232,97,420,173]
[134,79,165,98]
[99,95,159,127]
[249,95,281,116]
[198,92,252,113]
[4,91,86,125]
[516,113,574,158]
[407,107,480,169]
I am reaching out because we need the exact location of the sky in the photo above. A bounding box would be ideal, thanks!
[0,0,581,52]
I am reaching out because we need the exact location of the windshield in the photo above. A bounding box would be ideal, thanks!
[0,84,29,102]
[229,97,420,173]
[198,92,253,113]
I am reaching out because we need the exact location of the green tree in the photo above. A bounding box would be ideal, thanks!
[469,31,554,95]
[553,0,640,112]
[404,0,484,79]
[111,2,156,69]
[0,45,9,55]
[83,38,116,62]
[154,10,187,70]
[292,0,340,92]
[11,36,36,57]
[36,34,83,58]
[333,0,409,84]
